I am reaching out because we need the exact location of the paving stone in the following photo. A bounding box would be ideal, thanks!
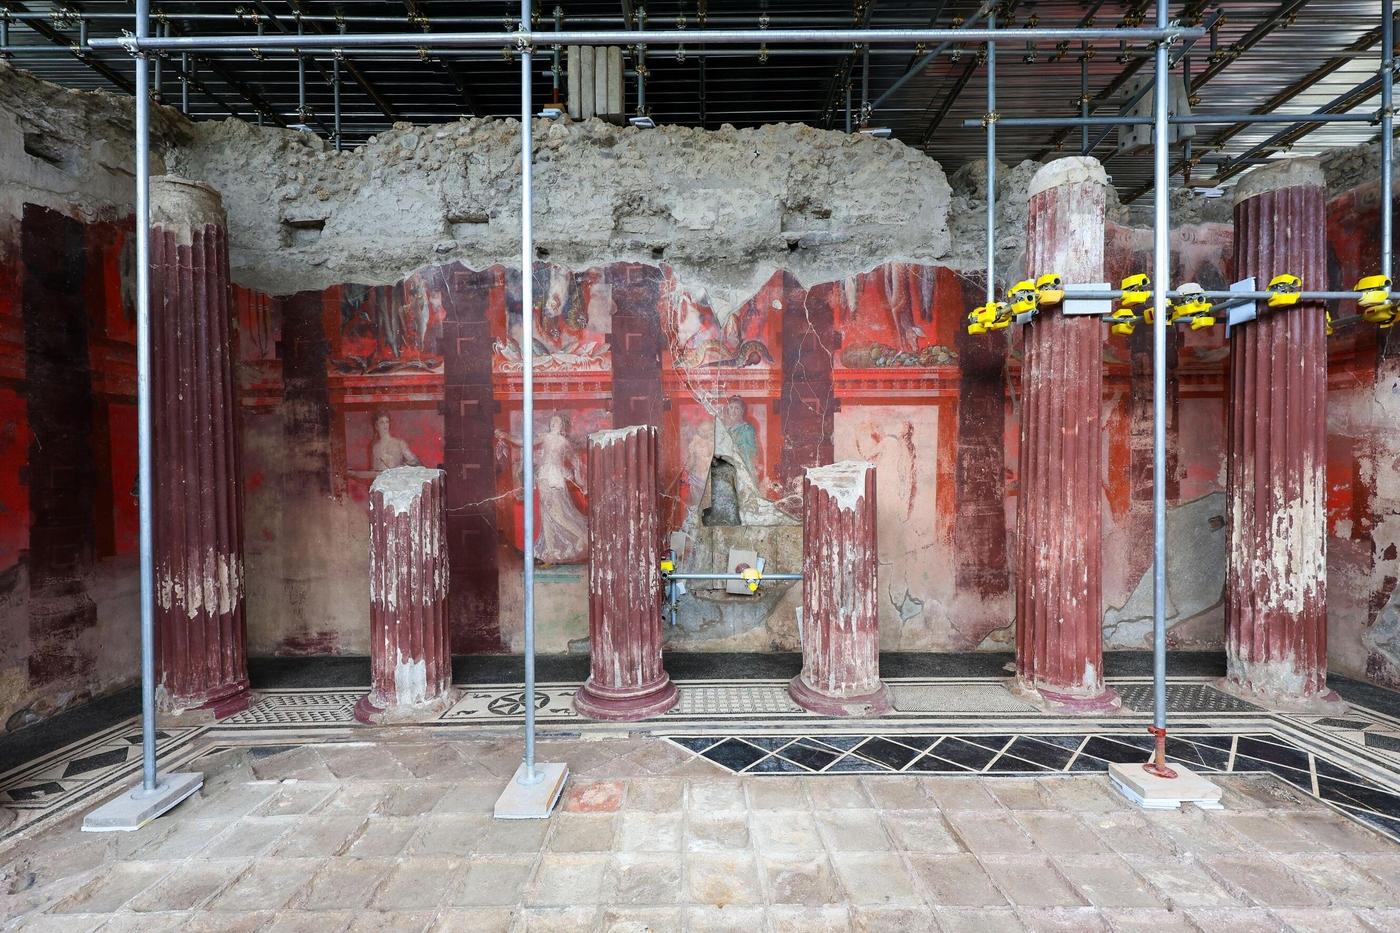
[829,852,922,907]
[597,905,684,932]
[429,908,520,933]
[268,815,367,858]
[881,810,964,853]
[686,851,765,906]
[686,778,746,813]
[933,906,1027,932]
[761,853,845,905]
[943,811,1037,857]
[987,779,1051,810]
[378,783,453,817]
[314,784,393,816]
[345,909,436,932]
[98,910,197,931]
[806,777,874,810]
[563,780,625,813]
[386,743,470,780]
[750,809,824,853]
[206,858,323,911]
[981,857,1086,908]
[1275,853,1400,907]
[296,858,394,910]
[1286,812,1398,855]
[1215,812,1325,853]
[920,779,1001,811]
[1272,908,1380,933]
[182,910,276,932]
[1182,907,1289,931]
[317,746,417,782]
[518,905,601,931]
[1054,855,1162,908]
[127,860,246,912]
[407,814,491,856]
[526,853,610,907]
[684,811,750,851]
[1083,811,1181,861]
[622,778,684,812]
[373,857,459,910]
[1040,777,1129,814]
[473,816,552,854]
[427,782,503,816]
[7,913,107,932]
[134,819,230,860]
[177,783,279,822]
[1014,810,1112,857]
[346,816,421,857]
[1142,857,1244,908]
[1201,855,1332,908]
[546,812,618,852]
[606,852,682,905]
[743,777,811,810]
[249,748,337,782]
[1141,809,1255,858]
[1216,776,1328,811]
[816,809,895,851]
[684,905,766,932]
[204,816,297,857]
[252,784,337,820]
[51,862,173,913]
[263,908,357,932]
[1014,906,1111,931]
[766,905,853,932]
[859,777,932,811]
[1100,908,1200,932]
[906,853,1006,908]
[617,811,683,851]
[446,854,534,907]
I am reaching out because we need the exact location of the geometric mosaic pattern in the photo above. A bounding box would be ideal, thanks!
[1116,682,1264,714]
[224,690,363,725]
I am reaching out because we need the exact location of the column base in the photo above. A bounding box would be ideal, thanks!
[156,682,253,724]
[789,675,892,718]
[1012,678,1122,715]
[1216,676,1347,714]
[354,687,458,725]
[574,674,679,722]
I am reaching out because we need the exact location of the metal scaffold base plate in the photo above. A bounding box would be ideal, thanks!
[1109,761,1223,811]
[81,771,204,832]
[493,762,569,820]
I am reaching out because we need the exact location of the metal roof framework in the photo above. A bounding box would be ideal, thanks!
[0,1,1393,201]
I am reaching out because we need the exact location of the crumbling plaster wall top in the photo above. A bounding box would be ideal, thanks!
[168,116,959,298]
[0,63,187,223]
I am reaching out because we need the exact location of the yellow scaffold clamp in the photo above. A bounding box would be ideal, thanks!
[659,557,675,575]
[1008,280,1039,316]
[1356,274,1397,329]
[1326,310,1335,337]
[1036,272,1066,307]
[1267,273,1302,310]
[966,301,1009,335]
[1111,273,1151,331]
[1169,282,1216,331]
[1109,306,1139,337]
[740,566,763,594]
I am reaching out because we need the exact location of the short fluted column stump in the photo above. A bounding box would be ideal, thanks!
[789,460,891,718]
[355,467,456,723]
[574,424,679,721]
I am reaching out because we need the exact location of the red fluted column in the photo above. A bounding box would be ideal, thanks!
[1015,157,1120,713]
[355,467,455,723]
[1225,158,1337,705]
[789,461,891,717]
[574,424,678,720]
[150,176,251,718]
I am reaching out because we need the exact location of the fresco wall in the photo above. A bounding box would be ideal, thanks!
[234,220,1246,658]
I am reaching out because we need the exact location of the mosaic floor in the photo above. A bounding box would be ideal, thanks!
[4,675,1400,849]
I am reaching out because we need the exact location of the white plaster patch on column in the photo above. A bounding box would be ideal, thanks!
[371,466,444,515]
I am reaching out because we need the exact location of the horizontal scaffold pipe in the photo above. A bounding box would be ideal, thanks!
[963,112,1378,128]
[88,25,1205,53]
[1058,289,1398,302]
[664,573,804,582]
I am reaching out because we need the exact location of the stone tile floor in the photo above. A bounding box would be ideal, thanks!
[3,734,1400,931]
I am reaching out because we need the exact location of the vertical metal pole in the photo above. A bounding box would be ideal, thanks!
[1079,55,1089,155]
[152,22,162,101]
[134,0,158,795]
[518,0,541,787]
[637,7,647,115]
[1384,0,1394,285]
[985,12,996,304]
[845,79,852,133]
[333,57,342,150]
[297,18,307,124]
[1150,0,1171,751]
[552,5,562,103]
[860,42,869,126]
[181,52,189,113]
